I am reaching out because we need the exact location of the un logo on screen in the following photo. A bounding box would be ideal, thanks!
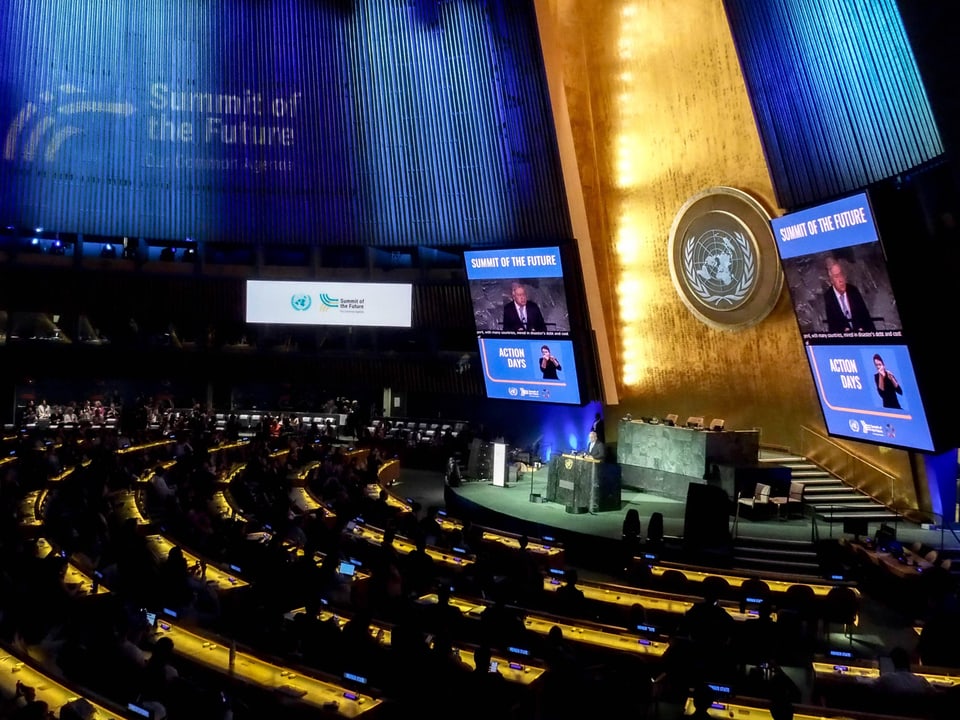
[290,294,312,312]
[668,187,783,331]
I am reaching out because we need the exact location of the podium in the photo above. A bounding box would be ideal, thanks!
[547,454,621,513]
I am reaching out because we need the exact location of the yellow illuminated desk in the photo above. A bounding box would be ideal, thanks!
[646,562,850,598]
[112,488,150,525]
[154,620,382,716]
[209,489,241,520]
[34,538,111,597]
[435,514,564,567]
[289,486,337,524]
[144,534,248,591]
[681,695,901,719]
[282,607,544,686]
[18,489,45,527]
[812,659,960,688]
[346,522,474,569]
[281,543,373,587]
[541,576,771,622]
[0,645,125,719]
[364,482,413,513]
[417,594,668,658]
[117,438,177,455]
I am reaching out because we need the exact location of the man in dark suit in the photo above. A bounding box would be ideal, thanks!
[823,257,875,333]
[586,430,605,460]
[503,282,547,332]
[590,412,605,444]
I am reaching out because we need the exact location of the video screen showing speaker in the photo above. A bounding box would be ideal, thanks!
[772,191,935,452]
[464,246,582,405]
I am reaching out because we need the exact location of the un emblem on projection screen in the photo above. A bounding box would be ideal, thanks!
[668,187,783,331]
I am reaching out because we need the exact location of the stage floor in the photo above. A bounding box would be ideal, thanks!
[444,465,821,543]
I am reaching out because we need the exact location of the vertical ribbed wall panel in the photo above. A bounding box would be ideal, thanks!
[0,0,569,246]
[723,0,943,210]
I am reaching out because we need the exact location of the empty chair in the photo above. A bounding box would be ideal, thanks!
[646,511,664,550]
[621,509,643,565]
[700,575,731,602]
[658,569,689,594]
[822,585,860,646]
[785,480,806,518]
[622,509,642,542]
[738,483,773,520]
[780,583,818,651]
[739,577,771,612]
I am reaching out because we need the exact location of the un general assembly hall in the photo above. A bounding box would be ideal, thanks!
[2,2,960,719]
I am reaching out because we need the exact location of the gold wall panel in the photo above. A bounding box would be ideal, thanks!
[537,0,917,502]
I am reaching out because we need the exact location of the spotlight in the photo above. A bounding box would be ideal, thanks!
[100,243,117,258]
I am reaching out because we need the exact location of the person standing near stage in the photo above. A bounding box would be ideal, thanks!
[586,430,605,461]
[590,412,605,444]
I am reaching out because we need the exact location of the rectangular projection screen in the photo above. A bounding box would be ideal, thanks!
[464,246,581,405]
[772,192,934,452]
[245,280,412,328]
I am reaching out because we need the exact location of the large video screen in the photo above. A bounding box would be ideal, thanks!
[464,247,581,405]
[772,192,934,451]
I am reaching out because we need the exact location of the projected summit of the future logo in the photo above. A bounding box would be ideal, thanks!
[3,84,135,163]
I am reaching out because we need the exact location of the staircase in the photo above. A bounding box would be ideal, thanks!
[731,535,822,576]
[760,453,899,527]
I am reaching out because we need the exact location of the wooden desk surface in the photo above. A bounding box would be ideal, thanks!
[648,563,848,597]
[18,489,44,527]
[681,695,916,719]
[364,483,413,513]
[288,486,337,522]
[850,541,932,578]
[812,660,960,688]
[282,607,544,685]
[541,576,770,622]
[0,645,124,719]
[145,534,248,590]
[434,515,563,561]
[346,523,474,569]
[417,593,667,658]
[155,620,382,717]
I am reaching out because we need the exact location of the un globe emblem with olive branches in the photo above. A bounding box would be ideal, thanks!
[682,229,755,310]
[668,187,782,331]
[290,294,312,312]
